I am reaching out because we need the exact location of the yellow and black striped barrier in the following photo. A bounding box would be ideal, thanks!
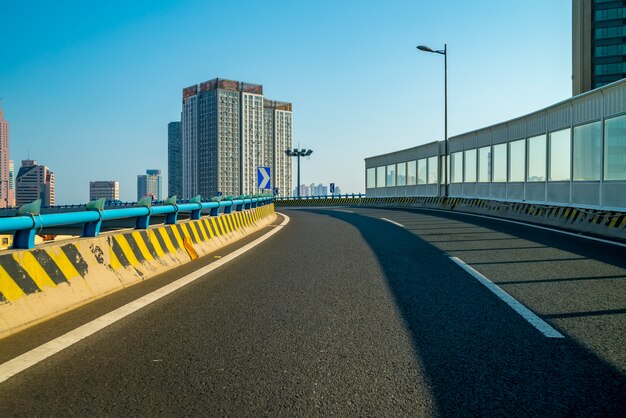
[275,196,626,238]
[0,204,276,337]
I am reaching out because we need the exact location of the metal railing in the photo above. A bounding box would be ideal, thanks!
[0,195,274,249]
[277,194,365,200]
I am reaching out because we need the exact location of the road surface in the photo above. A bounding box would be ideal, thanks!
[0,207,625,416]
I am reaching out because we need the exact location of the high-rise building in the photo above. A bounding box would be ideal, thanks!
[8,160,15,207]
[137,169,162,201]
[89,181,119,201]
[0,100,12,208]
[15,160,55,206]
[573,0,626,95]
[264,100,293,197]
[181,78,293,198]
[168,121,182,198]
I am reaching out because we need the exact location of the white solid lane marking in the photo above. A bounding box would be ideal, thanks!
[334,209,355,213]
[0,213,291,385]
[381,218,404,227]
[449,256,564,339]
[417,207,626,249]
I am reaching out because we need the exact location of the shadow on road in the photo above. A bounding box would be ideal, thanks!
[305,208,626,416]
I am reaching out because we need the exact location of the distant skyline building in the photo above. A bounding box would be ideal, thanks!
[168,121,182,199]
[292,183,338,197]
[181,78,293,198]
[573,0,626,95]
[89,180,120,201]
[137,169,162,201]
[15,159,55,206]
[0,100,14,208]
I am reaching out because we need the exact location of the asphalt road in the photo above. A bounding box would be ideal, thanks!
[0,208,625,416]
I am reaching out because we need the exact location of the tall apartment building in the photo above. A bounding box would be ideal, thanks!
[15,160,55,206]
[264,100,293,197]
[168,121,182,199]
[181,78,292,198]
[89,181,119,201]
[137,169,162,201]
[573,0,626,95]
[0,100,14,208]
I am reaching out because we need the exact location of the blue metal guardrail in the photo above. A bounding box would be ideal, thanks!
[0,195,274,249]
[278,194,365,200]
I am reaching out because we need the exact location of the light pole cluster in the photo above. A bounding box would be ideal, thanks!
[417,43,448,197]
[285,148,313,197]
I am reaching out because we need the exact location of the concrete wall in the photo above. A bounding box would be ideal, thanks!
[0,204,276,338]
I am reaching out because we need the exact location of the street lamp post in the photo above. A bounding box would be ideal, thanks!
[285,148,313,197]
[417,44,448,197]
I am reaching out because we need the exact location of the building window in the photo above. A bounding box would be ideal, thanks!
[508,139,525,182]
[451,152,463,183]
[397,162,407,186]
[366,168,376,189]
[549,129,571,181]
[573,121,602,181]
[427,156,438,184]
[527,135,546,182]
[604,114,626,180]
[492,143,507,182]
[376,166,385,188]
[407,160,417,185]
[386,164,396,187]
[478,146,491,183]
[595,25,626,39]
[464,149,477,182]
[417,159,427,184]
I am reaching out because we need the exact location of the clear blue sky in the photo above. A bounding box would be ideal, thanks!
[0,0,571,204]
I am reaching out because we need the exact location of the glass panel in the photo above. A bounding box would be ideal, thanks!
[464,149,477,182]
[366,168,376,188]
[573,121,602,181]
[451,152,463,183]
[478,146,491,182]
[407,160,417,185]
[428,156,438,184]
[397,162,406,186]
[508,139,525,182]
[605,114,626,180]
[549,129,571,181]
[493,144,507,182]
[417,159,427,184]
[386,164,396,187]
[527,135,546,182]
[376,166,385,188]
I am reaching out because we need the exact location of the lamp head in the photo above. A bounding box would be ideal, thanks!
[417,45,434,53]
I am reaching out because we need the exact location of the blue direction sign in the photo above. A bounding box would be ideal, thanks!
[257,166,271,189]
[273,187,279,196]
[330,183,335,194]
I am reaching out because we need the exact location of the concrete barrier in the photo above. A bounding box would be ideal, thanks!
[275,197,626,241]
[0,204,276,338]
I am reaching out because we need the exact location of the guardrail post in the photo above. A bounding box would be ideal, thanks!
[209,197,221,216]
[83,198,105,237]
[164,196,178,224]
[235,196,244,211]
[13,225,37,249]
[135,197,152,229]
[12,200,42,249]
[223,197,233,214]
[189,195,202,220]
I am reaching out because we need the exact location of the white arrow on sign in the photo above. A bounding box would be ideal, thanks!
[257,167,271,189]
